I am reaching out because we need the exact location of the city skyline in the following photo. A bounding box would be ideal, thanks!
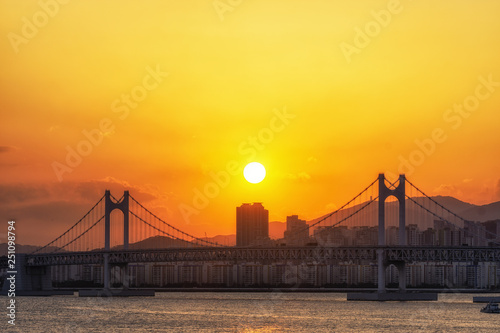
[4,185,499,250]
[2,183,500,247]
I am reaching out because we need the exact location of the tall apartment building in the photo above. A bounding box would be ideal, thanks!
[236,202,269,246]
[284,215,309,246]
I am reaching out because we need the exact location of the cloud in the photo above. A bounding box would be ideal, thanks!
[0,178,175,246]
[325,202,338,212]
[0,146,17,153]
[462,178,473,183]
[47,125,60,133]
[283,172,311,181]
[0,178,142,207]
[433,184,463,197]
[0,177,171,210]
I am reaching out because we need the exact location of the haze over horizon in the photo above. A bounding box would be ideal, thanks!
[1,1,500,246]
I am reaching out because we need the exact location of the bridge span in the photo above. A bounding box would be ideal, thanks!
[20,246,500,266]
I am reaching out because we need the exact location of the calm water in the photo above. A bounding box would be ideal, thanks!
[2,292,499,332]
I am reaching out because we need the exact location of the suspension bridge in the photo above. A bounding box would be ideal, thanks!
[1,174,499,299]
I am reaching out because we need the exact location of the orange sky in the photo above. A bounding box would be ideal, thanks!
[1,0,500,245]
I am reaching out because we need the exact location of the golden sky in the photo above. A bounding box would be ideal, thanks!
[1,0,500,245]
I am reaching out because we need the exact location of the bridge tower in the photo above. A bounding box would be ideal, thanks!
[377,173,406,293]
[104,190,129,290]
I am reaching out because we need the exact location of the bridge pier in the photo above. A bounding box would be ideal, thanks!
[80,261,152,297]
[396,263,406,292]
[119,264,129,289]
[377,250,386,293]
[1,254,58,296]
[104,253,110,290]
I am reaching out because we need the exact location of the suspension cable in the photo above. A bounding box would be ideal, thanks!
[405,194,499,246]
[129,195,222,247]
[51,215,105,253]
[285,178,379,240]
[321,196,379,231]
[32,194,105,254]
[129,211,194,247]
[406,178,468,223]
[406,179,499,243]
[307,177,378,230]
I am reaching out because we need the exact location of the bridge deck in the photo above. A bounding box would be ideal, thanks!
[1,246,498,267]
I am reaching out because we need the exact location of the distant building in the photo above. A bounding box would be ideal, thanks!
[422,228,436,246]
[386,226,399,246]
[313,226,352,247]
[351,226,378,246]
[434,220,463,246]
[406,224,421,246]
[236,203,269,247]
[464,221,488,246]
[481,219,500,245]
[284,215,309,246]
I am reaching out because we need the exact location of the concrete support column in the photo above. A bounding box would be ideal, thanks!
[104,253,110,290]
[378,174,386,246]
[398,174,406,246]
[398,263,406,292]
[121,264,129,289]
[377,249,386,293]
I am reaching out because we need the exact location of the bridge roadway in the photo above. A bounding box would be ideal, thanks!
[1,246,499,267]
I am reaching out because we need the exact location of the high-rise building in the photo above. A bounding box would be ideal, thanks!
[236,203,269,246]
[386,226,399,245]
[284,215,309,246]
[481,219,500,245]
[406,224,421,246]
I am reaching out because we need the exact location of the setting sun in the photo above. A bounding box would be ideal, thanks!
[243,162,266,184]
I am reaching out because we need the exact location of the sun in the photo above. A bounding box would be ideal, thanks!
[243,162,266,184]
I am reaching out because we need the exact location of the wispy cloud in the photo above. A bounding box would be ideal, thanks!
[0,177,170,207]
[284,172,311,181]
[0,146,17,153]
[433,184,463,198]
[0,177,175,245]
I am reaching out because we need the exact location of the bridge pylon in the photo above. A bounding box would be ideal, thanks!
[377,173,406,293]
[104,190,129,250]
[104,190,130,290]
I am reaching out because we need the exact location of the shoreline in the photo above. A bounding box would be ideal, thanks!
[51,287,500,293]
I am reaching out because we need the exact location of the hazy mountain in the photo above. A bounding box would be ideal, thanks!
[269,221,286,239]
[459,201,500,222]
[114,235,229,250]
[306,196,500,230]
[0,243,60,255]
[208,234,236,246]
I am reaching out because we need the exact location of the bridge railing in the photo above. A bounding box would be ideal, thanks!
[18,245,500,267]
